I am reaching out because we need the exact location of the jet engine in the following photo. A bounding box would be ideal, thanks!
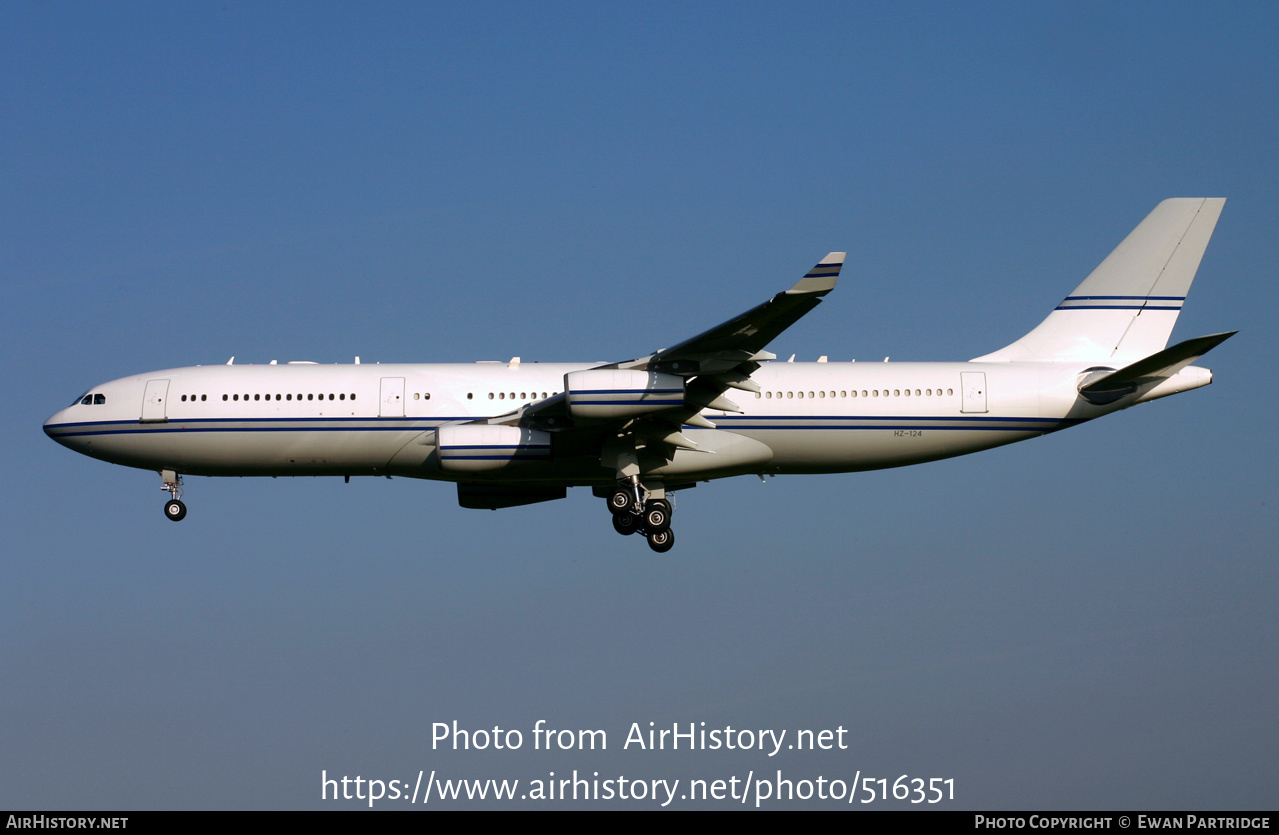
[435,425,551,473]
[564,369,685,419]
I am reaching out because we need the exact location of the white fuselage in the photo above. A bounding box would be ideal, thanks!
[43,358,1151,485]
[40,201,1227,547]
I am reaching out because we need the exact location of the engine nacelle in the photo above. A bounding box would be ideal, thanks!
[457,483,566,509]
[435,425,551,473]
[564,369,685,420]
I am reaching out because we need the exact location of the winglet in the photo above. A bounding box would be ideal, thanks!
[785,252,845,295]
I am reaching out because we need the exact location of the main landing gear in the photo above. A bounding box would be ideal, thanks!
[607,487,675,553]
[161,470,186,522]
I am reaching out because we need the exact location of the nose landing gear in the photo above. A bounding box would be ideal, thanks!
[161,470,186,522]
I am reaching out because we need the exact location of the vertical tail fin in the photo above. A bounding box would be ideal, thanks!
[973,198,1225,364]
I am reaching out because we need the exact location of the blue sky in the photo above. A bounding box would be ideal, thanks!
[3,2,1276,809]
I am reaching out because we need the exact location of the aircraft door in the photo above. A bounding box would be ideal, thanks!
[960,372,987,414]
[380,377,405,417]
[141,379,170,422]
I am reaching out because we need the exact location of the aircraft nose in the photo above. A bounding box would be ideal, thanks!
[44,407,75,446]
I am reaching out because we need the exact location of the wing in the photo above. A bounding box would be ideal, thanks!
[495,252,845,440]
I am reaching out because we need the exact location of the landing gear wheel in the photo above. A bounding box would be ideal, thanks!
[608,489,632,513]
[612,512,640,536]
[643,503,670,533]
[164,499,187,522]
[646,527,674,553]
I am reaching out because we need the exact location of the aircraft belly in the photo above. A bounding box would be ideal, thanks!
[60,423,417,477]
[715,400,1080,472]
[644,430,774,479]
[742,427,1035,473]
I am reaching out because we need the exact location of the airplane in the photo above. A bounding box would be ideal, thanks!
[44,198,1234,553]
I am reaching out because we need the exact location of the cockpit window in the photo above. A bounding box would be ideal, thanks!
[79,395,92,406]
[94,394,106,405]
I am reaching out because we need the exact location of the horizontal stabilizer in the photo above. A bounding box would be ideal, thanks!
[1079,331,1235,400]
